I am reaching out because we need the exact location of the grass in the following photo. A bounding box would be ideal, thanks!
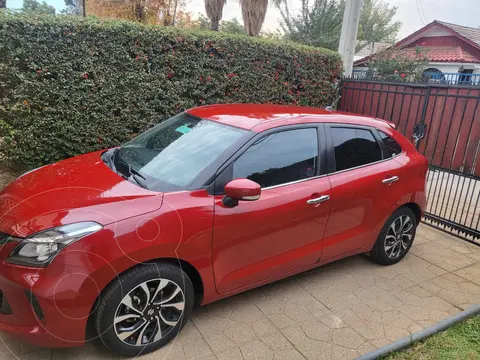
[386,316,480,360]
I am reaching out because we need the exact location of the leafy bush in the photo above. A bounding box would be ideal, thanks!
[370,46,429,81]
[0,13,341,168]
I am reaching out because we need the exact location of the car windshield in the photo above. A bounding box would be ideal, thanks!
[113,113,246,192]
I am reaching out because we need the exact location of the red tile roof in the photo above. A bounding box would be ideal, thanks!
[400,45,480,63]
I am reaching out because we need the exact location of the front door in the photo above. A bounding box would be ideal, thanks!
[212,126,332,294]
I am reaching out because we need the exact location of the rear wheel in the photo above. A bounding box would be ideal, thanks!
[95,262,194,356]
[370,207,417,265]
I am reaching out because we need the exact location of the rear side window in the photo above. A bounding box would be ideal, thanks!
[378,131,402,158]
[331,127,382,172]
[232,128,318,188]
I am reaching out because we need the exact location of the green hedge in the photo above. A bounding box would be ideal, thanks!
[0,13,342,168]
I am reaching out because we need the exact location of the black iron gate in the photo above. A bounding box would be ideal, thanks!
[338,79,480,244]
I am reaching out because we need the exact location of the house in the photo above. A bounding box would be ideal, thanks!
[354,42,392,62]
[354,21,480,84]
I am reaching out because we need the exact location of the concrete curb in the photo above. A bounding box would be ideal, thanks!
[356,304,480,360]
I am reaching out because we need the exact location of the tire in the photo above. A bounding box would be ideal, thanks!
[95,262,194,357]
[370,207,417,266]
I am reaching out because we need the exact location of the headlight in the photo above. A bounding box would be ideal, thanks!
[7,222,102,267]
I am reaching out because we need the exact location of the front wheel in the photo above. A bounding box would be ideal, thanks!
[370,207,417,265]
[95,262,194,356]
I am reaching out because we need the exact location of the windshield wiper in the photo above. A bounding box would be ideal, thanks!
[129,172,148,189]
[113,148,148,189]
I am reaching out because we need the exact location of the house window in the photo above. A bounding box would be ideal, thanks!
[423,68,445,83]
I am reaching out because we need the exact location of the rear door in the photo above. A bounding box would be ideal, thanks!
[321,124,405,260]
[212,125,332,294]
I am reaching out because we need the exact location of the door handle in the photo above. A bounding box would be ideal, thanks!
[307,195,330,205]
[382,176,399,184]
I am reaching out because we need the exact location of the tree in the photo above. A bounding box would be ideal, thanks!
[205,0,225,31]
[63,0,84,15]
[21,0,56,14]
[184,14,246,35]
[86,0,186,25]
[356,0,401,52]
[220,17,245,34]
[277,0,344,49]
[276,0,401,51]
[240,0,267,36]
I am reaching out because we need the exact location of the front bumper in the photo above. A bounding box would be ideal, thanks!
[0,258,97,348]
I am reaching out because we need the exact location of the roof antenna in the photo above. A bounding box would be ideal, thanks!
[326,96,341,111]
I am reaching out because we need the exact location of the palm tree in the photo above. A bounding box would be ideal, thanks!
[205,0,226,31]
[240,0,284,36]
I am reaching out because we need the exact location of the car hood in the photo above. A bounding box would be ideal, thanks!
[0,151,163,237]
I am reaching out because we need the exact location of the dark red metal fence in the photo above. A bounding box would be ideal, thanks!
[339,80,480,243]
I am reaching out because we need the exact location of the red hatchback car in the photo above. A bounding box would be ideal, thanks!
[0,104,427,356]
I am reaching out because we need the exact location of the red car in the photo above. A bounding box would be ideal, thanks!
[0,104,427,356]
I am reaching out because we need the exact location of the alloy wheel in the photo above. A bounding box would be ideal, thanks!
[384,215,414,259]
[113,279,185,347]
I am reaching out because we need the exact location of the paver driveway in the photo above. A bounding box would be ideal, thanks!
[1,225,479,360]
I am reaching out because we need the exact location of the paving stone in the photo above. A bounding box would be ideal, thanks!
[317,312,347,329]
[183,337,213,360]
[331,344,357,360]
[52,346,119,360]
[284,303,312,323]
[251,318,278,337]
[300,319,333,342]
[260,332,293,351]
[173,320,202,346]
[268,313,298,329]
[383,325,410,342]
[273,349,305,360]
[204,333,236,353]
[216,347,243,360]
[295,339,332,360]
[332,327,365,349]
[356,341,376,356]
[455,263,480,286]
[193,314,230,336]
[380,310,414,330]
[223,320,256,344]
[352,320,385,340]
[230,303,265,324]
[240,340,274,360]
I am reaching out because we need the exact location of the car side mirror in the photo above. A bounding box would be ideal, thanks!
[223,179,261,207]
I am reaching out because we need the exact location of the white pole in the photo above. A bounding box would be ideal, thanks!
[338,0,363,77]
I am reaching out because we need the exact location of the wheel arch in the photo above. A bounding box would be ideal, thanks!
[85,257,204,341]
[402,202,422,225]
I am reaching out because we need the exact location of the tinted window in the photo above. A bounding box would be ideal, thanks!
[378,131,402,158]
[331,128,382,171]
[232,128,318,188]
[116,113,246,190]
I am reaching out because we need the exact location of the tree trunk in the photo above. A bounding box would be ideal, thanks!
[135,3,146,22]
[171,0,178,26]
[0,0,6,9]
[211,20,220,31]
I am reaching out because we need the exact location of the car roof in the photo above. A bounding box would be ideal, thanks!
[186,104,395,132]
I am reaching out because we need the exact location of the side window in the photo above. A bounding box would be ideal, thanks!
[232,128,318,188]
[378,130,402,158]
[331,127,382,172]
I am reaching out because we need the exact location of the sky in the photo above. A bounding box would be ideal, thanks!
[7,0,480,41]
